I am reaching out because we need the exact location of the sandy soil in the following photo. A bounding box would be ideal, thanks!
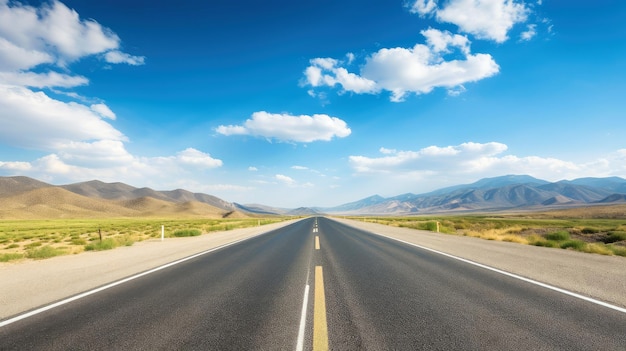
[1,217,624,321]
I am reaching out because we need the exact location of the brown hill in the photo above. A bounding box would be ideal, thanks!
[0,187,139,219]
[0,176,52,197]
[61,180,138,200]
[0,176,248,219]
[59,179,236,211]
[116,197,232,218]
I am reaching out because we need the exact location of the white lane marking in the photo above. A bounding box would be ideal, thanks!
[0,235,267,328]
[295,284,310,351]
[368,232,626,314]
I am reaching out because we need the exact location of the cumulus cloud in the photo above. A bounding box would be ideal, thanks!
[0,85,125,149]
[1,146,224,186]
[0,1,177,184]
[0,160,31,171]
[304,28,499,102]
[350,142,508,173]
[0,0,144,66]
[174,148,223,168]
[348,142,626,188]
[0,1,223,191]
[410,0,530,43]
[55,140,133,168]
[0,37,53,71]
[216,111,351,142]
[0,0,145,144]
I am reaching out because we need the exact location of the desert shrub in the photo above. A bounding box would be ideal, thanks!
[26,246,65,259]
[581,227,600,234]
[172,229,202,237]
[583,243,614,256]
[545,231,570,241]
[71,238,87,245]
[608,245,626,257]
[560,240,585,250]
[501,235,528,244]
[85,238,116,251]
[6,243,19,249]
[425,221,439,232]
[603,231,626,244]
[531,238,559,248]
[0,253,24,262]
[25,242,43,249]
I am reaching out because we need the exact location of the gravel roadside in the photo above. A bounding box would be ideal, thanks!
[2,216,624,322]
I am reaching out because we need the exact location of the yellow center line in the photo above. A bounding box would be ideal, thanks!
[315,236,320,250]
[314,266,329,351]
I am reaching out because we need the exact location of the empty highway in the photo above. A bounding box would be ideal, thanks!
[1,217,625,350]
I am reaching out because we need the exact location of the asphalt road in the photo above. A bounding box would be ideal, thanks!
[1,217,625,350]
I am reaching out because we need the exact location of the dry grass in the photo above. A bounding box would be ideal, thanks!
[349,204,626,257]
[0,217,287,262]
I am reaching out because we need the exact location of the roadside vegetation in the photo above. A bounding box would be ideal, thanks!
[0,218,286,262]
[349,206,626,257]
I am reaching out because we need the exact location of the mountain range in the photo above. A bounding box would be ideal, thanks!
[312,175,626,215]
[1,175,626,218]
[0,176,242,219]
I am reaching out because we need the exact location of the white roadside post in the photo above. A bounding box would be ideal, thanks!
[161,225,164,241]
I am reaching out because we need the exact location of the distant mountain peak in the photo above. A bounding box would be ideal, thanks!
[322,175,626,215]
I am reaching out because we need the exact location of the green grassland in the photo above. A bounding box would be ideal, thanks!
[0,218,286,262]
[349,212,626,257]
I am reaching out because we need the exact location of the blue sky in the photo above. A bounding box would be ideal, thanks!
[0,0,625,208]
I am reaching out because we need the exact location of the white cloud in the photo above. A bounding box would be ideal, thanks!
[0,160,31,171]
[0,0,119,64]
[0,0,144,88]
[174,148,223,168]
[0,37,53,71]
[411,0,530,43]
[349,142,626,190]
[292,165,309,170]
[304,28,499,102]
[55,140,133,168]
[1,146,223,187]
[350,142,512,173]
[275,174,296,186]
[410,0,438,15]
[104,50,145,65]
[90,103,116,120]
[0,2,229,196]
[248,166,258,171]
[216,111,351,142]
[0,71,88,88]
[0,84,125,149]
[520,24,537,41]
